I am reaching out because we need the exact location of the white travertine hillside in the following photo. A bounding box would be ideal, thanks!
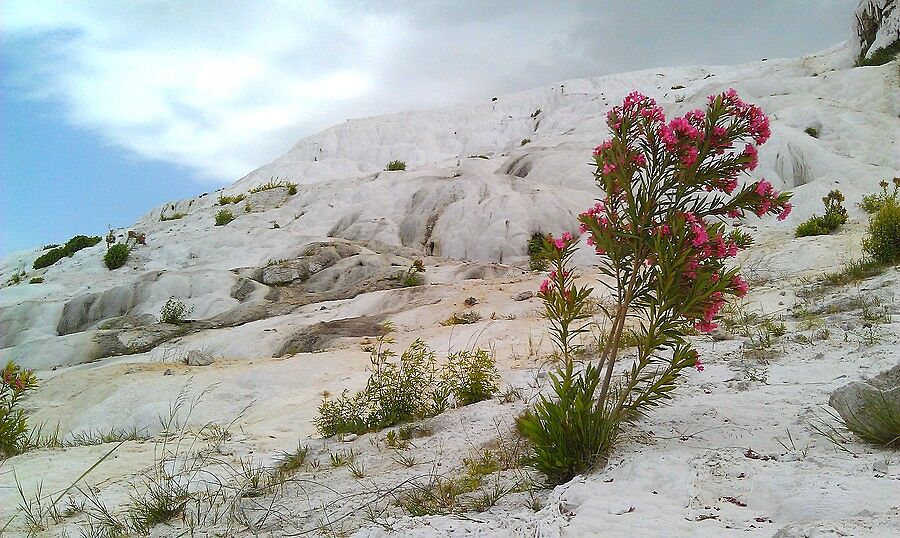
[0,6,898,535]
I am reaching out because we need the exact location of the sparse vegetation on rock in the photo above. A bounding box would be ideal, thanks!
[217,193,246,205]
[214,209,235,226]
[385,160,407,171]
[159,297,188,324]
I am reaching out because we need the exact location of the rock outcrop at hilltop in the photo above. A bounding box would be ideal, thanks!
[852,0,899,61]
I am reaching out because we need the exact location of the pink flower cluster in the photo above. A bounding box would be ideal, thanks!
[717,89,771,144]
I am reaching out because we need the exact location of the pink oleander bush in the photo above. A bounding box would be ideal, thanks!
[517,90,792,482]
[1,360,38,457]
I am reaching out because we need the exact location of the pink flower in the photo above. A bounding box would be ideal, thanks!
[777,202,792,221]
[633,153,647,166]
[694,358,705,372]
[755,179,773,196]
[681,146,699,167]
[554,238,565,249]
[732,275,749,297]
[539,279,551,295]
[593,140,613,156]
[741,144,758,171]
[602,163,617,175]
[691,221,708,247]
[562,231,573,242]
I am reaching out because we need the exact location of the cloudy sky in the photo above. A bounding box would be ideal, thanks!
[2,0,856,255]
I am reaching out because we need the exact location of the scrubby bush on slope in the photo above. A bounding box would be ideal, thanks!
[104,243,130,269]
[385,160,407,171]
[518,90,791,482]
[860,177,899,213]
[214,209,235,226]
[863,197,900,263]
[33,234,102,270]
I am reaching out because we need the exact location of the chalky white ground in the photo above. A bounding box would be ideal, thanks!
[1,36,898,536]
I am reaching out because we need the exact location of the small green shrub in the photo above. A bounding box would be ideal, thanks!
[28,277,43,284]
[521,138,531,146]
[214,209,235,226]
[795,218,830,237]
[159,212,185,222]
[159,298,188,324]
[287,184,297,195]
[863,198,900,264]
[315,336,495,437]
[528,233,547,270]
[385,160,407,171]
[217,193,246,205]
[855,40,900,67]
[795,190,847,237]
[440,349,500,406]
[1,360,39,457]
[244,202,252,213]
[804,127,819,138]
[42,244,59,250]
[104,243,130,270]
[316,339,443,437]
[33,235,102,269]
[859,178,900,214]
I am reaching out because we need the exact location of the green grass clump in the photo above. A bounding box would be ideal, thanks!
[33,235,102,269]
[159,212,185,222]
[823,258,889,286]
[855,40,900,67]
[795,190,847,237]
[217,193,246,205]
[104,243,130,270]
[385,160,407,171]
[863,198,900,264]
[28,277,43,284]
[516,362,615,483]
[214,210,235,226]
[804,127,819,138]
[521,138,531,146]
[249,178,298,194]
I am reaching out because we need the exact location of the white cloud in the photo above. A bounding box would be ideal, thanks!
[1,0,856,182]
